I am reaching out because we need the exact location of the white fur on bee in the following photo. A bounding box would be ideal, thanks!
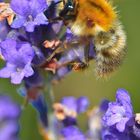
[70,21,105,36]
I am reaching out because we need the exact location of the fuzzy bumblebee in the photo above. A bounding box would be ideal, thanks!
[53,0,127,77]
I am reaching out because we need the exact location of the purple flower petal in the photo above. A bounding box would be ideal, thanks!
[0,20,9,42]
[11,16,26,29]
[57,67,70,78]
[116,89,131,104]
[0,39,17,60]
[29,0,47,16]
[61,97,77,112]
[0,63,15,78]
[102,89,133,133]
[11,71,25,84]
[10,0,48,32]
[0,121,19,140]
[34,13,48,25]
[10,0,30,17]
[106,114,122,126]
[24,21,36,32]
[0,39,34,84]
[116,89,133,116]
[77,96,89,113]
[18,42,34,63]
[23,63,34,77]
[116,118,129,132]
[0,95,20,140]
[61,126,86,140]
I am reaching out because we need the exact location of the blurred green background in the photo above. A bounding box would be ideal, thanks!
[0,0,140,139]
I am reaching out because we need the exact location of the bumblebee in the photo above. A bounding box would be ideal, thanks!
[49,0,127,77]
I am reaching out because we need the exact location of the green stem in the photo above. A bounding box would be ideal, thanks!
[43,73,58,140]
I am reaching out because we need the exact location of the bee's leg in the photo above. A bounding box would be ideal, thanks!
[53,0,63,5]
[45,40,80,63]
[46,46,65,62]
[74,44,90,70]
[82,38,91,67]
[62,0,65,5]
[85,45,90,65]
[48,15,75,23]
[63,14,76,20]
[48,16,63,23]
[59,0,75,16]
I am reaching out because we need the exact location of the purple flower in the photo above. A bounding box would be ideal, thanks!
[0,39,34,84]
[56,66,70,79]
[65,28,76,42]
[102,127,131,140]
[58,47,85,64]
[0,20,10,42]
[102,89,133,132]
[132,123,140,139]
[10,0,48,32]
[0,95,21,140]
[87,100,109,140]
[61,96,89,115]
[61,126,86,140]
[53,96,89,127]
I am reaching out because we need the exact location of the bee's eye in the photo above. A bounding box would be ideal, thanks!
[67,0,74,10]
[68,5,74,10]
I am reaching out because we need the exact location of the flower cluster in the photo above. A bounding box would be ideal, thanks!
[102,89,140,140]
[39,96,89,140]
[0,3,96,138]
[0,0,95,87]
[53,96,89,139]
[0,1,139,140]
[30,89,140,140]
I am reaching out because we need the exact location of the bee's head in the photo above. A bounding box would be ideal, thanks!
[58,0,75,20]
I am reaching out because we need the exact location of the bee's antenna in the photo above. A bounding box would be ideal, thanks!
[62,0,66,5]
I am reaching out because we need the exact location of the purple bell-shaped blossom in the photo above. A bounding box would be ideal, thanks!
[10,0,48,32]
[0,39,34,84]
[102,89,134,132]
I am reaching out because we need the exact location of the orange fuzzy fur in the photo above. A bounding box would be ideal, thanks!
[71,0,117,36]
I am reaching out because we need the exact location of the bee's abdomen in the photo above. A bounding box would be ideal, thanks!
[95,49,126,77]
[94,21,127,77]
